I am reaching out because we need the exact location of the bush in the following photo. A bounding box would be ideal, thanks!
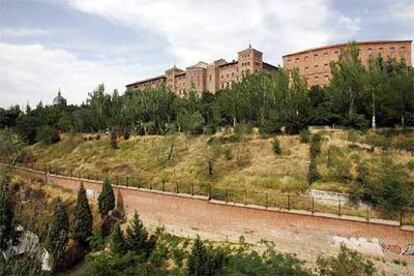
[343,113,369,130]
[272,137,282,156]
[95,134,101,140]
[299,129,311,143]
[110,130,118,149]
[35,125,60,145]
[308,159,320,184]
[317,244,375,276]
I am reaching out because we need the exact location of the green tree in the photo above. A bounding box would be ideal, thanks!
[317,244,375,276]
[187,236,210,276]
[35,125,60,145]
[125,211,155,258]
[73,183,93,245]
[0,185,13,250]
[46,198,69,270]
[98,177,115,216]
[110,223,126,255]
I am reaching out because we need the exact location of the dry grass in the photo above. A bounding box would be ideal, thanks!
[25,129,414,222]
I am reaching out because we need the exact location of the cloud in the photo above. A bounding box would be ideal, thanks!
[67,0,361,66]
[0,42,143,108]
[2,27,50,38]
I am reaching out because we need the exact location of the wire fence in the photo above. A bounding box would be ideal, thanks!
[4,160,414,226]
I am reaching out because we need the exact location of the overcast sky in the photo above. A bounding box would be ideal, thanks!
[0,0,413,108]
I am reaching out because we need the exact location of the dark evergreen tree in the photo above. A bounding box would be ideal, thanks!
[46,198,69,270]
[73,183,93,245]
[125,211,154,258]
[98,177,115,216]
[0,185,13,250]
[110,223,126,255]
[187,236,210,276]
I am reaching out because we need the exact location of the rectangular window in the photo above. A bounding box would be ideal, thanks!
[305,67,309,73]
[324,52,328,58]
[314,65,319,70]
[324,63,328,70]
[390,47,395,53]
[304,56,309,62]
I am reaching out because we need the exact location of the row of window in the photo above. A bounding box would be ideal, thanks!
[287,46,407,64]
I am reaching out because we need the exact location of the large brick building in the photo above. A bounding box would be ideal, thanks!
[283,40,412,87]
[126,45,278,95]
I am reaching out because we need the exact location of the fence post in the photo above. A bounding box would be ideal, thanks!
[400,208,403,226]
[366,205,370,222]
[162,180,165,192]
[150,180,153,190]
[312,196,315,214]
[191,183,194,196]
[126,177,129,187]
[208,185,211,200]
[244,190,247,205]
[338,199,341,216]
[96,173,99,181]
[176,182,179,193]
[116,176,119,185]
[287,194,291,210]
[226,189,229,203]
[48,165,51,174]
[266,192,269,208]
[137,179,141,189]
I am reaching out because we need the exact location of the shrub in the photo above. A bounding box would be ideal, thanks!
[299,129,311,143]
[123,127,130,140]
[308,159,320,184]
[35,125,60,145]
[272,137,282,156]
[95,134,101,140]
[310,133,322,158]
[317,244,375,276]
[110,130,118,149]
[343,113,369,130]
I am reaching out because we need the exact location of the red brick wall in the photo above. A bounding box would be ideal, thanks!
[13,166,414,248]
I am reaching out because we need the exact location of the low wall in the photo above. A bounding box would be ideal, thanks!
[13,166,414,255]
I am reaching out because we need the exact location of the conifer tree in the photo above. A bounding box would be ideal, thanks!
[187,236,210,276]
[110,223,126,255]
[98,177,115,216]
[110,129,118,149]
[125,211,154,257]
[47,197,69,270]
[0,185,13,250]
[73,183,93,245]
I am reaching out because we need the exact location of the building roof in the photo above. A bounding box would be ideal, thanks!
[126,75,166,87]
[53,89,66,105]
[262,62,279,71]
[282,40,413,58]
[219,60,238,67]
[187,61,208,70]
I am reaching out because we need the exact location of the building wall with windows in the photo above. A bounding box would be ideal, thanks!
[126,45,278,95]
[283,40,412,87]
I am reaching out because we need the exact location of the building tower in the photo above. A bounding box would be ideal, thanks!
[237,44,263,77]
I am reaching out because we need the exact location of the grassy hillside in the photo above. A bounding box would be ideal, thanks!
[27,128,414,220]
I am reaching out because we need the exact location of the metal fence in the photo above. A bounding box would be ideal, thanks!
[5,160,414,226]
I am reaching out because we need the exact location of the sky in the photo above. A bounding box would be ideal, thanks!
[0,0,413,108]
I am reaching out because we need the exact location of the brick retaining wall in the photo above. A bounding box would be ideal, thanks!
[12,166,414,251]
